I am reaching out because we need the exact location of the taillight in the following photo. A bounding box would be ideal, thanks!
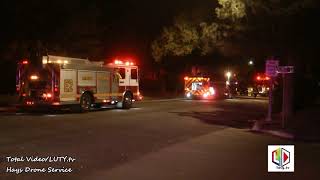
[26,101,34,105]
[43,93,53,99]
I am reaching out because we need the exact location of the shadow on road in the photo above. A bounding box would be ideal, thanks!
[0,106,116,116]
[172,104,267,129]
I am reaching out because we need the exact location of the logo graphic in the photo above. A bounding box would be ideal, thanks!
[268,145,294,172]
[272,148,290,167]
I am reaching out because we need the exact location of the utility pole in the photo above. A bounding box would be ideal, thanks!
[277,66,294,128]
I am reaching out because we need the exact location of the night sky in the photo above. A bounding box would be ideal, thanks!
[0,0,215,61]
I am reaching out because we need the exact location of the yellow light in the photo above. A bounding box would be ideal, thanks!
[57,60,62,64]
[42,58,48,64]
[125,62,130,66]
[226,72,231,78]
[114,59,123,65]
[209,87,215,95]
[30,75,39,80]
[64,60,68,64]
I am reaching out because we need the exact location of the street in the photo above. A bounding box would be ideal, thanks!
[0,98,319,180]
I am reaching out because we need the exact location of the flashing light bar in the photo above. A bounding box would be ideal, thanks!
[30,75,39,80]
[256,75,270,81]
[42,58,68,65]
[114,60,123,65]
[184,76,210,81]
[114,59,135,66]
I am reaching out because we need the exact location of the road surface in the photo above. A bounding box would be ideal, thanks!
[0,98,319,180]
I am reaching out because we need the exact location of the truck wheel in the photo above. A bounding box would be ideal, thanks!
[80,93,92,111]
[122,93,132,109]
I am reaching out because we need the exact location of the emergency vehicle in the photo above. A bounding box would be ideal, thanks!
[184,76,215,99]
[16,55,142,111]
[248,74,270,97]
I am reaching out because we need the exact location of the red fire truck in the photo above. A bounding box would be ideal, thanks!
[16,55,142,111]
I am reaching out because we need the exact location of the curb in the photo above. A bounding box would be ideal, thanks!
[235,96,268,100]
[0,107,9,112]
[0,106,17,113]
[251,120,295,140]
[138,98,185,102]
[260,130,295,140]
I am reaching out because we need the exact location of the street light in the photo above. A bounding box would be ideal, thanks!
[225,71,232,86]
[248,60,254,65]
[226,71,231,80]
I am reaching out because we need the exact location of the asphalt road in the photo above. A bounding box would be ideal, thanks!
[0,98,319,180]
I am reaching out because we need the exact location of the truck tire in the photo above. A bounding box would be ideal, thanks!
[80,93,92,111]
[122,93,132,109]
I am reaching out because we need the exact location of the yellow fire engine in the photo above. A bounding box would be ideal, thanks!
[184,76,215,99]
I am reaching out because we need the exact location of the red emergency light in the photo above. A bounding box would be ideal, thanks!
[43,93,52,98]
[22,60,29,64]
[256,76,261,80]
[256,75,270,81]
[113,59,135,66]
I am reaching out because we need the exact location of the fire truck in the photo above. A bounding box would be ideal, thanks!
[16,55,142,111]
[184,76,215,99]
[247,74,270,97]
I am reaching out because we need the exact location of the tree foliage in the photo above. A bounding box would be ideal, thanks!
[215,0,246,21]
[151,0,246,61]
[151,17,199,61]
[151,0,319,61]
